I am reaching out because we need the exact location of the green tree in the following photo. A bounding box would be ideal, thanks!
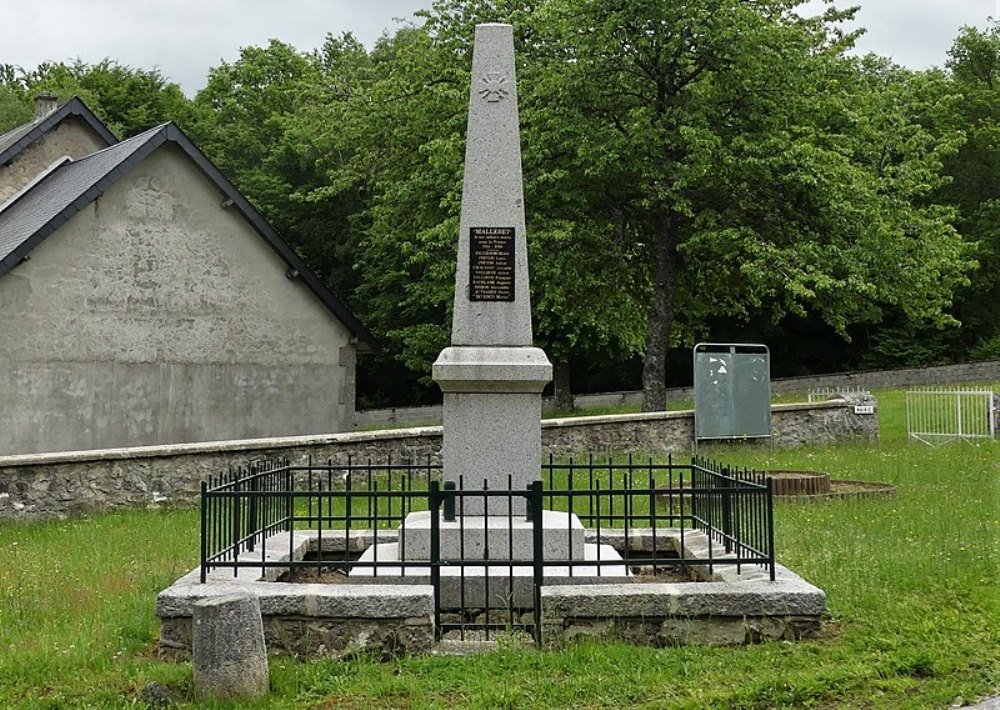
[0,59,193,137]
[0,65,33,132]
[530,0,973,409]
[333,7,649,407]
[938,21,1000,358]
[190,38,376,302]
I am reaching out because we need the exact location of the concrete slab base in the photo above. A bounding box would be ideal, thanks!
[399,509,585,560]
[350,541,628,608]
[157,526,827,657]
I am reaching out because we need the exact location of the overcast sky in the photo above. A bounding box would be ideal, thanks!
[0,0,995,96]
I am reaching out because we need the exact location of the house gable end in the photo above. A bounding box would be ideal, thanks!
[0,122,376,352]
[0,97,117,167]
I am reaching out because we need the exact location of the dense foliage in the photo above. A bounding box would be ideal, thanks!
[1,8,995,408]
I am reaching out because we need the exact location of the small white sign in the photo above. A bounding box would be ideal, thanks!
[854,405,875,415]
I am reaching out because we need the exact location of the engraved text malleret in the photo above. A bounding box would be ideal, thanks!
[469,227,515,301]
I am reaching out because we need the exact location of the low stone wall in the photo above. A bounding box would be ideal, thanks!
[770,359,999,394]
[0,400,876,522]
[357,359,999,427]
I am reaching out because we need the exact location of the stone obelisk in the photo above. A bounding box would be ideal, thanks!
[432,23,552,515]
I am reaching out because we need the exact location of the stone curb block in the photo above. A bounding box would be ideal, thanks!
[157,582,435,619]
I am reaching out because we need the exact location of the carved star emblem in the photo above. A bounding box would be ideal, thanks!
[478,72,510,103]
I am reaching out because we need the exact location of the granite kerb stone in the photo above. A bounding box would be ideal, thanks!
[157,580,434,619]
[541,577,825,619]
[159,528,432,620]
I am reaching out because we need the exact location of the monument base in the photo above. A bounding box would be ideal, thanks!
[349,542,629,609]
[398,510,585,561]
[433,345,552,515]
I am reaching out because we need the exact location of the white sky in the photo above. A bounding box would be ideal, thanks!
[0,0,995,96]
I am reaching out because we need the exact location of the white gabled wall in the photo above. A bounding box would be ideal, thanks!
[0,143,357,455]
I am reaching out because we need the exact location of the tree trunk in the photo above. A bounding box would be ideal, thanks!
[641,215,679,412]
[553,360,574,413]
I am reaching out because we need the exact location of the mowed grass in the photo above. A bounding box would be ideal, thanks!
[1,388,997,708]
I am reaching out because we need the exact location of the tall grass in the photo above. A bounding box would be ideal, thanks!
[0,387,997,708]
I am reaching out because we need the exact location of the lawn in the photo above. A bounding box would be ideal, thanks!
[1,388,997,708]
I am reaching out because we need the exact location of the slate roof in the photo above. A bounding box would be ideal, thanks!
[0,97,118,166]
[0,122,376,351]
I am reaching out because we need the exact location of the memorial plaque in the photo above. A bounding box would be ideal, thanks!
[469,227,515,301]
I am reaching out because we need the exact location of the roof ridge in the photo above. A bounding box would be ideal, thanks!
[0,96,118,166]
[68,123,168,164]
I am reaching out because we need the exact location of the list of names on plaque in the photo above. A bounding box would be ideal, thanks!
[469,227,515,301]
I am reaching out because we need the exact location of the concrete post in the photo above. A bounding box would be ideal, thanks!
[192,594,269,700]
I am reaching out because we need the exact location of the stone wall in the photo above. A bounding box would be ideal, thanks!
[0,399,876,521]
[769,360,1000,394]
[356,359,999,427]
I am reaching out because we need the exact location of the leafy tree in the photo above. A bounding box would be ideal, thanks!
[0,59,193,137]
[528,0,973,409]
[328,6,649,407]
[0,65,33,132]
[190,38,378,304]
[937,21,1000,357]
[192,40,321,184]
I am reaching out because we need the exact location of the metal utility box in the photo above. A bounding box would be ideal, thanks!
[693,343,771,443]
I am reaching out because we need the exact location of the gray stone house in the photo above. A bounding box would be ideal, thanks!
[0,96,375,455]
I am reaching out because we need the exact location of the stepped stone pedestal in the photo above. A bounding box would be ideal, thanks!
[400,509,585,561]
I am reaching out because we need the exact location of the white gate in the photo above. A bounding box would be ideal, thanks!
[906,387,998,445]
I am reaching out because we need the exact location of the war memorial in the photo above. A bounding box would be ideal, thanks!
[156,24,826,663]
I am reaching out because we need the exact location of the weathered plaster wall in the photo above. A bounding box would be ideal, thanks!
[0,144,356,455]
[0,400,877,520]
[0,119,108,203]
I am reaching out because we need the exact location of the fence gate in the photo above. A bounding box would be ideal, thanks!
[906,387,998,445]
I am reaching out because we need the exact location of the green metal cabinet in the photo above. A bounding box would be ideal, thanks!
[693,343,771,443]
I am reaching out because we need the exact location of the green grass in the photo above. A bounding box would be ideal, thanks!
[1,389,998,708]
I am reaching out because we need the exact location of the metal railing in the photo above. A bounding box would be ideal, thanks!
[906,387,998,445]
[200,455,776,642]
[807,386,871,403]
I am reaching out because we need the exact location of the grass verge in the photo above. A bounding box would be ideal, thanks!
[1,388,997,708]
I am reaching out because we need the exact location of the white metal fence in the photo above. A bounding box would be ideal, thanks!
[906,387,998,445]
[807,386,872,403]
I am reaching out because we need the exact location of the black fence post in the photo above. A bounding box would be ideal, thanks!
[247,471,258,553]
[429,481,442,639]
[443,480,456,522]
[766,477,776,581]
[689,458,699,527]
[200,481,208,583]
[530,480,544,648]
[285,464,293,533]
[231,468,241,571]
[721,469,733,554]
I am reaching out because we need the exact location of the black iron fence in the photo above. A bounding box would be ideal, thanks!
[201,455,775,642]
